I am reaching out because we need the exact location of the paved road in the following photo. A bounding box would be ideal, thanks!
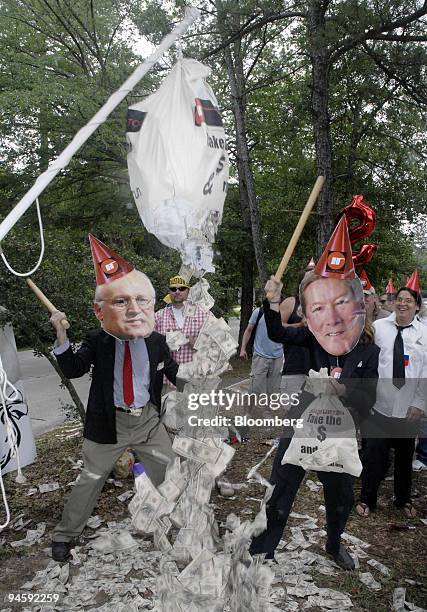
[18,350,90,438]
[18,317,241,438]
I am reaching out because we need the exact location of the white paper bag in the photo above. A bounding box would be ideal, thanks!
[126,58,229,273]
[282,368,362,477]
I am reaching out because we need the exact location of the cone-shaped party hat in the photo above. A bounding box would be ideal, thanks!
[385,279,396,294]
[314,216,355,279]
[359,269,373,292]
[306,257,316,270]
[405,269,420,294]
[88,234,134,285]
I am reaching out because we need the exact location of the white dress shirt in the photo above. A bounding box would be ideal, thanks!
[372,313,427,418]
[113,337,150,408]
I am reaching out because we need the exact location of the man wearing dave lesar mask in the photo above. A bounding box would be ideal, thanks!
[49,235,178,563]
[250,216,379,571]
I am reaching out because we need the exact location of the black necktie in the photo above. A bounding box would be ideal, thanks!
[393,326,409,389]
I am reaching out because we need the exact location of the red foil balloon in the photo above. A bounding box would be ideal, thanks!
[341,195,377,268]
[353,243,377,268]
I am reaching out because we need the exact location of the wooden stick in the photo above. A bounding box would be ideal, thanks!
[26,278,70,330]
[266,175,325,299]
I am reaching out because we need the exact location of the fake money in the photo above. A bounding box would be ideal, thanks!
[183,301,198,317]
[158,476,186,502]
[359,571,381,591]
[188,279,215,310]
[166,330,189,351]
[91,531,138,554]
[178,263,195,283]
[39,482,60,493]
[392,587,406,611]
[367,558,391,576]
[173,436,222,465]
[299,444,339,470]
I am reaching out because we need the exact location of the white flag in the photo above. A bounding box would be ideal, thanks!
[0,324,36,475]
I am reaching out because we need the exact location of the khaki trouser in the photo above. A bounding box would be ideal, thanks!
[52,403,174,543]
[250,353,283,395]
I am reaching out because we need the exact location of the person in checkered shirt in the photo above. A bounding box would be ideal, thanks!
[154,275,208,371]
[155,274,236,497]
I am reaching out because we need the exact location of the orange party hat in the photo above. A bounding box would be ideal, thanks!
[314,216,355,280]
[385,279,396,294]
[88,234,134,285]
[405,269,420,294]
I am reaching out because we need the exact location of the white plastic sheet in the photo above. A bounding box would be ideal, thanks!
[0,324,36,476]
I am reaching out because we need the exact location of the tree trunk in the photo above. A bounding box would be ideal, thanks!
[42,349,86,424]
[215,0,267,285]
[307,0,334,254]
[224,43,268,285]
[236,156,255,345]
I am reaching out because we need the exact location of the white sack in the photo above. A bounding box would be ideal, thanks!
[126,58,229,273]
[282,368,362,477]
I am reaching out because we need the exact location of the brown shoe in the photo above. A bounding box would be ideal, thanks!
[402,502,416,518]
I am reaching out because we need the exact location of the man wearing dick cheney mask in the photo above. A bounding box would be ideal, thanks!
[49,235,178,562]
[250,216,379,571]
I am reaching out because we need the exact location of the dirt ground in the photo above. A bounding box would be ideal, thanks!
[1,358,426,610]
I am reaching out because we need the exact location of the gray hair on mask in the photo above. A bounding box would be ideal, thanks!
[94,270,156,304]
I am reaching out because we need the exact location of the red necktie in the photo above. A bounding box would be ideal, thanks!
[123,341,134,406]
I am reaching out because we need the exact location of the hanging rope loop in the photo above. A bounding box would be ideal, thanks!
[0,198,45,277]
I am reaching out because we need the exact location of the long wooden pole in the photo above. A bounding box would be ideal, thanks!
[266,175,325,299]
[26,278,70,330]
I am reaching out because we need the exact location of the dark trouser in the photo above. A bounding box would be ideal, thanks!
[249,436,354,559]
[415,418,427,465]
[360,438,415,510]
[359,411,416,510]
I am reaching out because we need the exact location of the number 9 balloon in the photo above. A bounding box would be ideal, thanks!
[340,195,377,268]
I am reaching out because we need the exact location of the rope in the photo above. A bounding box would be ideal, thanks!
[0,355,26,531]
[0,198,45,277]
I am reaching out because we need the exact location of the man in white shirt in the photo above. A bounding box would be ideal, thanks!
[413,304,427,470]
[357,286,427,518]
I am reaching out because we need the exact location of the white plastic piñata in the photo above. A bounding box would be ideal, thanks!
[126,58,229,274]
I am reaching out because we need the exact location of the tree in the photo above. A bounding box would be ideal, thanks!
[1,0,426,355]
[0,0,159,228]
[206,1,427,249]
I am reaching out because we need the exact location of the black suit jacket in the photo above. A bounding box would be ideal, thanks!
[263,299,380,421]
[56,329,178,444]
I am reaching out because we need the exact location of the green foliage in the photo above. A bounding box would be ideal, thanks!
[0,0,426,336]
[0,228,95,350]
